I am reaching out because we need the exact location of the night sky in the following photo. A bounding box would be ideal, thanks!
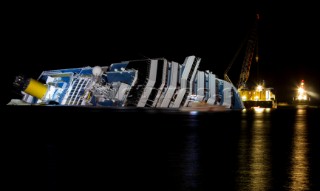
[3,1,320,105]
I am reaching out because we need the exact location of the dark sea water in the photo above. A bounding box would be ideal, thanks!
[2,106,320,191]
[167,107,320,191]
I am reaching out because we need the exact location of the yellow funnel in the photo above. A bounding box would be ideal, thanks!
[24,79,48,99]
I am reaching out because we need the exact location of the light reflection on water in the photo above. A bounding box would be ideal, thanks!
[237,109,272,191]
[250,110,271,191]
[168,108,318,190]
[182,132,199,190]
[182,112,200,190]
[289,108,309,191]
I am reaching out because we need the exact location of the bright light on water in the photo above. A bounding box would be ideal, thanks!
[166,107,319,190]
[253,107,264,113]
[189,111,198,115]
[290,109,310,190]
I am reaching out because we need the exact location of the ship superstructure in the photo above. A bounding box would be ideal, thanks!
[11,56,244,110]
[238,83,277,108]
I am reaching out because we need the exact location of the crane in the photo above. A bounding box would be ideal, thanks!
[237,14,259,90]
[224,13,277,108]
[224,13,259,90]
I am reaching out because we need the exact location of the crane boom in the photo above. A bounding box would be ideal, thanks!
[235,13,277,109]
[237,14,259,90]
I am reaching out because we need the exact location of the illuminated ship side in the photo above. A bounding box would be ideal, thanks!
[293,80,310,105]
[238,84,277,109]
[10,56,244,110]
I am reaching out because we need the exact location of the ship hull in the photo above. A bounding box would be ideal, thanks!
[292,100,310,107]
[243,100,277,109]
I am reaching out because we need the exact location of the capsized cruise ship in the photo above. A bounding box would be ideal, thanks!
[10,56,244,110]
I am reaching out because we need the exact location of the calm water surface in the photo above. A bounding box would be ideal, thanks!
[2,106,320,190]
[167,108,320,191]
